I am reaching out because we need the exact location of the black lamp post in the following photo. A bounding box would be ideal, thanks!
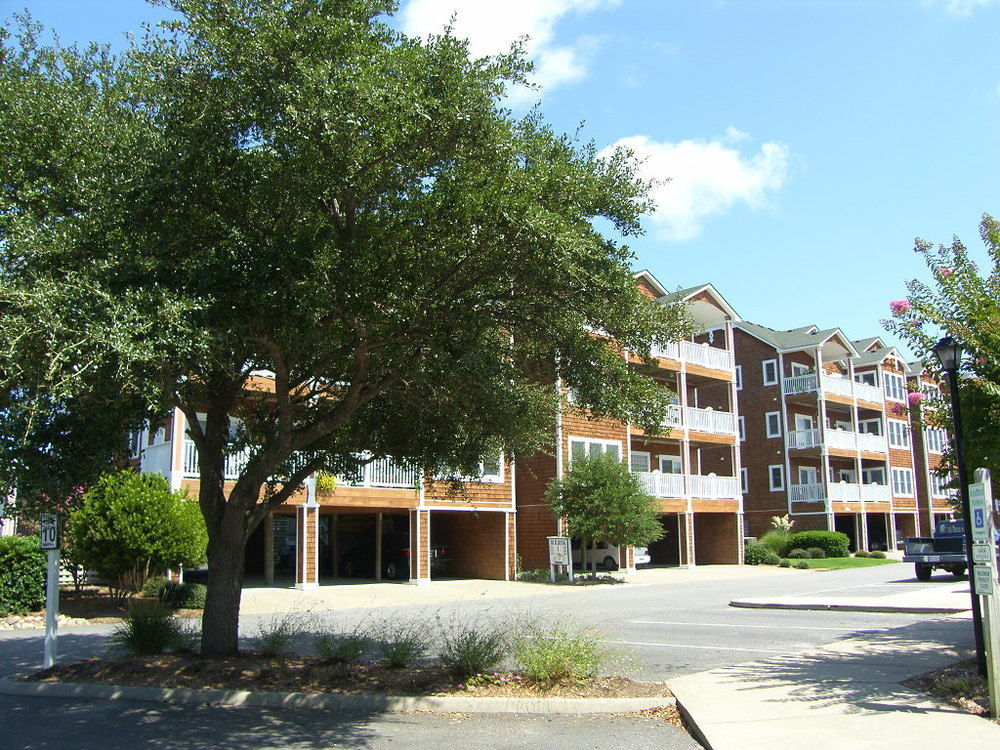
[932,335,987,677]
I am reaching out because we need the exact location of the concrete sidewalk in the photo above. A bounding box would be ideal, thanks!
[239,565,792,615]
[669,615,998,750]
[731,579,973,614]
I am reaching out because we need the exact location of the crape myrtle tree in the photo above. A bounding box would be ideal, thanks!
[545,453,664,572]
[884,214,1000,505]
[0,1,689,656]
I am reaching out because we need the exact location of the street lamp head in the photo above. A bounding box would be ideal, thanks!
[932,335,964,373]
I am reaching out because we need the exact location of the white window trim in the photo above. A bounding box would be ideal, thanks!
[568,437,623,464]
[769,464,785,491]
[762,359,779,386]
[883,372,906,402]
[891,467,915,497]
[862,467,886,485]
[658,455,682,474]
[765,411,782,438]
[790,362,811,376]
[798,466,818,485]
[740,467,748,493]
[858,418,882,436]
[630,450,651,473]
[887,419,910,449]
[735,365,743,390]
[738,416,746,442]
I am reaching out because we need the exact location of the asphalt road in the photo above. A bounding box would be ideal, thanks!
[0,562,971,749]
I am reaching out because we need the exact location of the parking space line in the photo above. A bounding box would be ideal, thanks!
[603,639,785,654]
[630,620,880,632]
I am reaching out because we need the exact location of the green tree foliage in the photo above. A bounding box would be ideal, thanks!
[0,1,687,653]
[68,470,207,596]
[884,214,1000,497]
[545,453,664,557]
[0,536,47,615]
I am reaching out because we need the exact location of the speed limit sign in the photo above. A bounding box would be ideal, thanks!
[39,514,59,550]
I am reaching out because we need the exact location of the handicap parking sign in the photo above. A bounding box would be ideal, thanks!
[969,483,991,542]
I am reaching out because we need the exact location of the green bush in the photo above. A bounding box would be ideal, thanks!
[758,530,789,557]
[793,560,811,570]
[0,536,47,616]
[806,547,826,559]
[68,470,207,596]
[778,559,791,568]
[145,579,206,609]
[762,551,781,565]
[514,624,606,684]
[141,576,169,600]
[314,633,369,664]
[180,583,206,609]
[253,613,307,658]
[438,622,508,680]
[375,621,429,668]
[744,542,772,565]
[786,548,809,559]
[854,550,871,558]
[870,550,887,559]
[108,601,182,655]
[785,531,849,558]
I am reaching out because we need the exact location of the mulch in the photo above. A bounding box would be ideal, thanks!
[902,658,993,720]
[26,654,672,700]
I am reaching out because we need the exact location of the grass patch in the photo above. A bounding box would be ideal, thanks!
[796,557,899,569]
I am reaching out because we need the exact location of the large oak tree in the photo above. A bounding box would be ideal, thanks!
[0,0,687,655]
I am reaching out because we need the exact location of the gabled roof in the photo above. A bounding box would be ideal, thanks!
[633,269,669,298]
[905,361,925,377]
[736,321,859,359]
[661,282,741,322]
[853,336,886,353]
[852,345,906,368]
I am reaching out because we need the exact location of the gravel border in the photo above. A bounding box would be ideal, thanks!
[0,675,675,714]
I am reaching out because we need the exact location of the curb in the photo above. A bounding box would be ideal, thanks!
[0,676,675,714]
[729,600,969,614]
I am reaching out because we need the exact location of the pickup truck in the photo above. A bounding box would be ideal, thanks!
[903,519,998,581]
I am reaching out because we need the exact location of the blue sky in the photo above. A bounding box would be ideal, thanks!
[4,0,999,350]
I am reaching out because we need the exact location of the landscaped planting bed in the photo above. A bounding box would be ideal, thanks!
[903,658,993,722]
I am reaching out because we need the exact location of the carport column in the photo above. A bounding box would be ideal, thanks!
[621,545,636,574]
[504,512,517,581]
[263,512,274,586]
[886,512,897,550]
[679,512,696,568]
[409,509,431,585]
[375,513,383,582]
[736,512,746,565]
[856,512,869,552]
[295,503,319,590]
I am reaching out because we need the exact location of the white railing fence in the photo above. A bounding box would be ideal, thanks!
[337,457,419,489]
[650,339,733,372]
[183,440,251,480]
[787,428,821,449]
[632,471,739,500]
[782,373,887,405]
[688,474,740,499]
[789,483,825,502]
[686,406,737,435]
[633,471,686,498]
[783,374,819,395]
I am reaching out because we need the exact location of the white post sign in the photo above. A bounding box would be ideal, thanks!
[547,536,572,583]
[39,514,60,670]
[972,469,999,719]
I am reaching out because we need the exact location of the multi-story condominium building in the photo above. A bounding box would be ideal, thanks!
[734,323,951,551]
[517,272,745,571]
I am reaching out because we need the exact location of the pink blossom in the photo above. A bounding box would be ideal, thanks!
[889,299,911,315]
[907,392,926,406]
[938,267,954,279]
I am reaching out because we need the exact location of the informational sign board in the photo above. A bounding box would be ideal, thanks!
[39,514,59,550]
[970,482,992,543]
[547,536,571,566]
[974,542,995,565]
[974,564,995,596]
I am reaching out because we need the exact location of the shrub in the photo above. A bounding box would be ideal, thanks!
[437,621,508,680]
[68,470,207,598]
[314,633,370,665]
[108,601,181,655]
[180,583,207,609]
[514,623,606,684]
[854,550,871,558]
[806,547,826,559]
[0,536,47,616]
[758,530,789,557]
[744,542,772,565]
[794,560,810,570]
[785,531,849,558]
[375,621,429,668]
[778,559,791,568]
[786,548,809,559]
[142,576,169,600]
[870,550,887,559]
[762,551,781,565]
[254,613,306,658]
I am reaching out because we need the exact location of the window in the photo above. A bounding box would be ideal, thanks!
[762,359,779,386]
[930,473,953,497]
[735,365,743,390]
[790,362,811,376]
[793,414,815,431]
[630,451,651,473]
[765,411,782,438]
[798,466,818,485]
[740,467,749,493]
[884,372,906,401]
[887,419,910,449]
[862,467,886,485]
[832,468,856,483]
[658,455,682,474]
[891,467,914,496]
[854,371,877,386]
[129,430,143,456]
[569,438,621,463]
[479,452,504,483]
[769,465,785,491]
[858,418,882,435]
[738,416,746,442]
[925,428,947,454]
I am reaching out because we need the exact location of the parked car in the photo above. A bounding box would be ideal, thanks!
[571,539,646,570]
[634,547,651,566]
[903,519,999,581]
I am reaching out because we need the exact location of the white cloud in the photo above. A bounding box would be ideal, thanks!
[400,0,619,100]
[604,130,791,242]
[933,0,996,16]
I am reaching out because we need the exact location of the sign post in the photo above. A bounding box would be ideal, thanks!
[39,514,60,670]
[971,469,999,718]
[547,536,572,583]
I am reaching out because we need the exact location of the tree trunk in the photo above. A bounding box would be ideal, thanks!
[200,503,249,656]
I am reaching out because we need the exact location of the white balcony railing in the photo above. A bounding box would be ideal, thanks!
[336,456,419,489]
[825,429,858,451]
[782,374,885,405]
[857,431,888,453]
[686,406,737,435]
[182,440,251,480]
[789,481,891,503]
[650,340,733,372]
[632,472,740,500]
[788,483,825,502]
[860,483,892,502]
[141,442,174,482]
[663,404,683,430]
[787,428,822,449]
[786,427,887,454]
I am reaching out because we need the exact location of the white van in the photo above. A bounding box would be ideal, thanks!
[571,539,650,570]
